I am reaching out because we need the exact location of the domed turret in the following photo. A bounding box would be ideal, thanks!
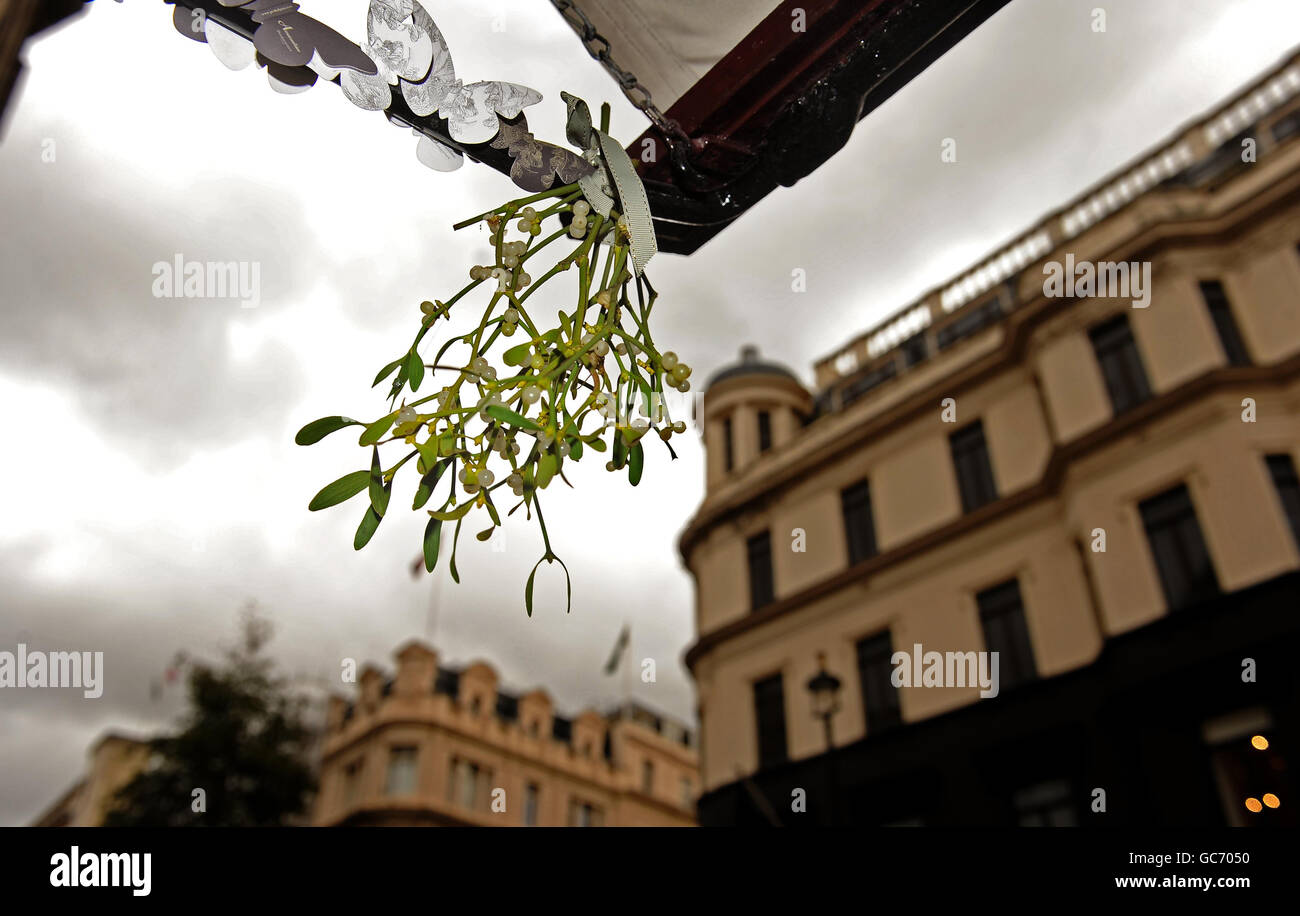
[702,346,812,490]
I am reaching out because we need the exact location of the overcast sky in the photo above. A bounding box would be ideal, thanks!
[1,0,1297,826]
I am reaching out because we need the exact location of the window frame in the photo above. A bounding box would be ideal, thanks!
[976,578,1037,691]
[855,630,902,733]
[1088,313,1153,415]
[1265,453,1300,549]
[523,781,540,826]
[753,672,789,769]
[747,530,775,612]
[383,745,419,796]
[1138,483,1221,612]
[1198,280,1251,367]
[841,479,879,565]
[949,420,999,514]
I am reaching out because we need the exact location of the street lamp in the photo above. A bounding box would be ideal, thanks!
[807,652,843,749]
[806,652,843,826]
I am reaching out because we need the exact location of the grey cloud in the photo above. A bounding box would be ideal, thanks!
[0,146,312,470]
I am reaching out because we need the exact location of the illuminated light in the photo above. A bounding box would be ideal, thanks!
[1263,794,1280,809]
[1251,735,1270,751]
[1244,797,1263,813]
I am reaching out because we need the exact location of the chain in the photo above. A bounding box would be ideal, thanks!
[549,0,693,151]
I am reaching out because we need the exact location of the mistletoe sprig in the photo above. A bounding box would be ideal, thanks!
[295,180,692,615]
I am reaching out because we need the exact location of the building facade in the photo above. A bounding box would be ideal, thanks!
[30,733,151,827]
[682,51,1300,826]
[313,641,698,827]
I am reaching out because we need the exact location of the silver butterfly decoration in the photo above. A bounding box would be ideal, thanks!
[173,1,378,92]
[340,0,542,159]
[172,0,596,191]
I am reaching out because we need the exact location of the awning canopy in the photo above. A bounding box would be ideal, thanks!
[556,0,1015,255]
[557,0,783,112]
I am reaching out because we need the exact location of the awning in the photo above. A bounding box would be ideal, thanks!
[554,0,1015,255]
[553,0,783,112]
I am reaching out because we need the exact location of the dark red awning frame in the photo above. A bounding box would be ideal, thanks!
[633,0,1014,255]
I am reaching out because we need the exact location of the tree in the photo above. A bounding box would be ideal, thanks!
[104,612,317,827]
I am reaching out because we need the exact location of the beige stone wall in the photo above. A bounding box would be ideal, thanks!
[31,734,150,827]
[313,643,699,827]
[683,103,1300,791]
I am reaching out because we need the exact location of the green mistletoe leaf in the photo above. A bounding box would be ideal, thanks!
[422,518,442,572]
[359,413,396,446]
[295,416,361,446]
[486,404,541,431]
[368,448,390,517]
[354,505,382,550]
[372,358,403,388]
[405,350,424,392]
[308,471,370,511]
[628,441,644,486]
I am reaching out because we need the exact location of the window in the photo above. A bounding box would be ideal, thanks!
[977,579,1037,691]
[568,799,604,827]
[936,299,1001,350]
[495,692,518,723]
[641,760,655,795]
[723,417,734,472]
[1272,110,1300,143]
[342,759,364,806]
[950,421,998,513]
[1089,314,1152,414]
[753,673,789,769]
[449,758,490,811]
[1198,281,1250,366]
[900,333,928,367]
[747,531,775,611]
[384,746,418,796]
[1204,709,1297,826]
[758,410,772,453]
[856,631,902,732]
[523,782,540,826]
[433,667,460,698]
[1013,779,1077,827]
[1266,454,1300,549]
[1139,484,1220,611]
[680,777,693,809]
[841,479,878,565]
[841,360,896,406]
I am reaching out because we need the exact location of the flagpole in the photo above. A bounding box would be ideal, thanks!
[622,620,632,713]
[426,566,443,647]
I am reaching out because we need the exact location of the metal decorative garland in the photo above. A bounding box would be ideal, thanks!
[163,0,692,613]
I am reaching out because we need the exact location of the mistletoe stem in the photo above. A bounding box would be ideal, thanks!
[452,183,582,230]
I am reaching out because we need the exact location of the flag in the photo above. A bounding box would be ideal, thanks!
[602,625,630,675]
